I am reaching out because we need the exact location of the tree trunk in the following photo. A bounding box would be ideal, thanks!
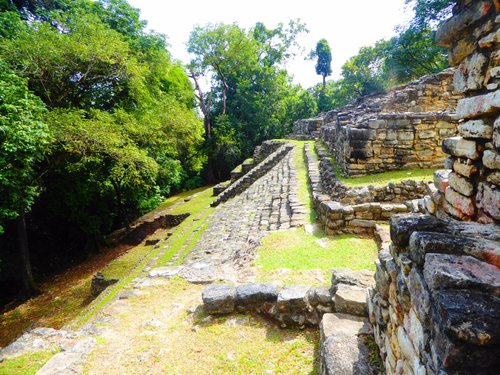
[322,74,326,91]
[16,212,38,298]
[111,180,129,229]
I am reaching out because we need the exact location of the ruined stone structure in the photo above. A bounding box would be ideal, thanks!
[294,69,463,176]
[369,2,500,374]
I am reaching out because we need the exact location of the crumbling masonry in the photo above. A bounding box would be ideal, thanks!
[369,2,500,375]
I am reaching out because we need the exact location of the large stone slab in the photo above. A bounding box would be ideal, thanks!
[424,253,500,297]
[433,289,500,346]
[456,90,500,119]
[409,231,500,268]
[320,313,372,375]
[202,284,236,314]
[235,283,278,309]
[334,283,368,317]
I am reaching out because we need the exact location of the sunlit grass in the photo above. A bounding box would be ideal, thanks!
[0,350,57,375]
[339,169,436,187]
[256,228,377,273]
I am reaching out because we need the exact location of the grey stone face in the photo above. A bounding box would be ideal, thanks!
[202,284,236,314]
[235,283,278,309]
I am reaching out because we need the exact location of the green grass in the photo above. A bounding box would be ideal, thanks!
[0,350,57,375]
[256,228,377,272]
[157,186,209,211]
[339,168,436,187]
[71,186,215,328]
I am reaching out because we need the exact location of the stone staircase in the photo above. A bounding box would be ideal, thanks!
[211,143,294,207]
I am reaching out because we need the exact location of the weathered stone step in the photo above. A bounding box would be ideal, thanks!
[319,313,373,375]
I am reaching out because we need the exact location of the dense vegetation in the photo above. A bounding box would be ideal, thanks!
[0,0,453,308]
[0,0,315,305]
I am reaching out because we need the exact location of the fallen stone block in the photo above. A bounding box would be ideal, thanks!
[202,284,236,314]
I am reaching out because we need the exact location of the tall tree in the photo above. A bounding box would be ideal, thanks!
[187,21,308,181]
[313,39,332,91]
[0,59,50,297]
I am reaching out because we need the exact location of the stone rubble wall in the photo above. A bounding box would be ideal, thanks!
[292,116,323,137]
[316,143,432,205]
[211,144,294,207]
[252,140,287,163]
[425,0,500,224]
[368,213,500,375]
[106,213,190,246]
[294,69,463,176]
[369,3,500,375]
[201,269,373,328]
[305,143,414,236]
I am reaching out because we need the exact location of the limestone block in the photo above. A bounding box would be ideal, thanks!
[494,116,500,149]
[432,289,500,349]
[202,284,236,314]
[397,326,418,363]
[404,308,425,356]
[453,53,488,93]
[397,131,415,141]
[235,283,278,310]
[390,214,444,248]
[409,230,500,268]
[424,253,500,298]
[442,137,479,159]
[418,130,436,139]
[445,186,475,216]
[448,172,474,196]
[456,90,500,119]
[349,219,376,228]
[436,1,495,46]
[479,28,500,48]
[443,199,470,221]
[331,268,375,289]
[434,169,451,193]
[277,285,310,312]
[476,182,500,220]
[458,119,493,139]
[334,283,368,317]
[448,35,477,66]
[407,268,431,323]
[453,159,478,177]
[483,149,500,169]
[487,171,500,184]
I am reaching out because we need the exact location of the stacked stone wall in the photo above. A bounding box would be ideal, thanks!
[316,143,431,205]
[305,143,416,236]
[369,3,500,374]
[291,68,463,176]
[426,1,500,224]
